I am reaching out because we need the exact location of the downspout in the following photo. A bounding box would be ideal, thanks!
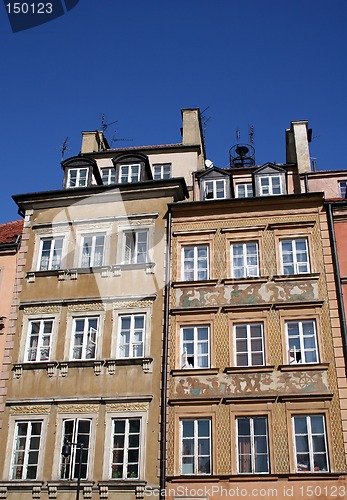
[326,202,347,378]
[160,206,172,498]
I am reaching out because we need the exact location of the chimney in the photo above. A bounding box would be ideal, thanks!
[81,131,109,154]
[181,108,206,169]
[286,120,312,173]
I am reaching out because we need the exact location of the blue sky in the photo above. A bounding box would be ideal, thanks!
[1,0,347,223]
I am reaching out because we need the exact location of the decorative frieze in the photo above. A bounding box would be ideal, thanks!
[112,300,154,309]
[9,405,51,414]
[67,303,105,312]
[57,404,99,413]
[23,305,61,314]
[105,402,149,412]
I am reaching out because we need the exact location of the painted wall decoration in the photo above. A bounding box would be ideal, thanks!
[174,370,328,398]
[177,281,318,308]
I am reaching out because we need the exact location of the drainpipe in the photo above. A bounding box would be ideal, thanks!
[160,207,172,499]
[326,202,347,378]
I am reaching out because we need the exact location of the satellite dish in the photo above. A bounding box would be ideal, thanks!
[205,159,214,168]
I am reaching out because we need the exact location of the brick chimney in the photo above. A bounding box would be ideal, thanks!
[286,120,312,173]
[81,131,109,153]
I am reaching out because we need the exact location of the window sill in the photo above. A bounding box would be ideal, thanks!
[222,277,268,285]
[279,362,329,372]
[224,366,275,374]
[13,357,153,378]
[172,279,218,288]
[171,368,220,376]
[273,273,320,282]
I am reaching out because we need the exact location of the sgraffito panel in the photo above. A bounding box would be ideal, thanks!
[173,370,328,398]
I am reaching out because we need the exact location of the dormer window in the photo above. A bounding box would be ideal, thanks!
[62,157,101,189]
[259,175,282,196]
[236,183,253,198]
[119,164,141,184]
[153,163,171,180]
[253,164,287,197]
[67,168,88,188]
[203,179,226,200]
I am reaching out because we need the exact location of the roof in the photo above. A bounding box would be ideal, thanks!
[0,220,23,245]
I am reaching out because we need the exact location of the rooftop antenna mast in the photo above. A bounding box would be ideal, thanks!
[101,113,118,133]
[201,106,211,142]
[110,131,133,147]
[249,125,254,145]
[58,137,71,161]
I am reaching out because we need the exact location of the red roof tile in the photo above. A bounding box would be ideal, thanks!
[0,220,23,245]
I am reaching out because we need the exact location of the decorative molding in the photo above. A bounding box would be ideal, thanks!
[99,484,108,499]
[59,363,68,377]
[58,404,99,413]
[47,363,57,377]
[32,485,41,499]
[106,360,116,375]
[105,402,150,412]
[47,485,57,499]
[0,487,7,499]
[136,485,145,499]
[67,303,105,312]
[94,361,103,376]
[23,305,61,314]
[9,405,51,414]
[26,272,36,283]
[13,364,22,379]
[83,485,93,499]
[112,300,154,309]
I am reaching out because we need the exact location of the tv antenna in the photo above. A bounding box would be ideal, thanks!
[201,106,211,141]
[249,125,254,145]
[101,114,118,133]
[110,131,133,147]
[58,137,71,161]
[236,128,241,142]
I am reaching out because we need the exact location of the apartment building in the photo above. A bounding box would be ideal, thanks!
[165,121,347,499]
[0,110,202,499]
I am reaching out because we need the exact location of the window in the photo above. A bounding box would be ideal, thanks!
[80,234,105,267]
[101,167,116,185]
[153,163,171,180]
[181,245,209,281]
[38,237,63,271]
[180,418,211,475]
[67,168,88,188]
[25,319,53,362]
[234,323,264,367]
[280,238,310,275]
[286,320,319,364]
[259,175,282,196]
[203,179,226,200]
[119,164,140,184]
[123,230,148,264]
[11,421,42,480]
[236,183,253,198]
[71,317,98,360]
[118,314,145,358]
[60,418,91,480]
[236,416,269,474]
[231,242,259,278]
[293,415,329,472]
[110,418,141,479]
[339,181,347,198]
[181,326,210,369]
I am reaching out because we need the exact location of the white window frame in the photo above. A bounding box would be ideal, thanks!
[117,313,146,359]
[286,320,319,364]
[109,417,141,479]
[153,163,171,180]
[123,229,148,264]
[234,323,265,367]
[180,418,212,475]
[259,175,282,196]
[236,416,269,474]
[10,420,43,480]
[119,164,141,184]
[37,237,64,271]
[67,168,88,188]
[70,316,99,360]
[101,167,116,185]
[292,415,329,473]
[203,179,226,200]
[25,318,54,362]
[280,238,310,275]
[236,183,253,198]
[231,241,259,278]
[59,418,92,480]
[79,233,106,268]
[180,325,210,369]
[181,245,209,281]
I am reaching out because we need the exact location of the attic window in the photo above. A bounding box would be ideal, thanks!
[119,164,140,184]
[67,168,88,188]
[259,175,282,196]
[203,179,226,200]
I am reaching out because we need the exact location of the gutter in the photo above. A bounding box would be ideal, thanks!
[325,202,347,378]
[159,207,171,499]
[0,235,22,252]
